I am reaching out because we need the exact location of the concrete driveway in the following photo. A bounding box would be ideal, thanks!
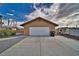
[0,36,79,56]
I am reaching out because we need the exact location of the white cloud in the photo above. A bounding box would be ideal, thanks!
[25,3,60,23]
[25,9,46,20]
[6,13,14,16]
[23,3,79,27]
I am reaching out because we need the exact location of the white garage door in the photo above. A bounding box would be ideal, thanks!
[29,27,50,36]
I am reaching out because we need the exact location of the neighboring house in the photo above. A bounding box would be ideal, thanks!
[57,27,79,36]
[57,27,70,35]
[20,17,58,36]
[16,28,24,35]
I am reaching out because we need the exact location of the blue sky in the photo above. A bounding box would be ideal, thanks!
[0,3,53,22]
[0,3,33,22]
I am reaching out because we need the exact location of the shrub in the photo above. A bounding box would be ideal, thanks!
[0,28,16,38]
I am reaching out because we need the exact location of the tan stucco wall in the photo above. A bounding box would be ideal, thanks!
[23,18,56,35]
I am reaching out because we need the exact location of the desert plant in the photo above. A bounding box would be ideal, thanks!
[0,28,16,38]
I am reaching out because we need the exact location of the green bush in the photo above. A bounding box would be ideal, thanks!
[0,30,5,38]
[0,28,16,38]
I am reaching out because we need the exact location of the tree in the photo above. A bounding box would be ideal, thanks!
[0,15,4,28]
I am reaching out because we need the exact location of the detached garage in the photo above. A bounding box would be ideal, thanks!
[20,17,58,36]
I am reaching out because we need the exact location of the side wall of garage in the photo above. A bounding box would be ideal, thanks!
[23,19,56,36]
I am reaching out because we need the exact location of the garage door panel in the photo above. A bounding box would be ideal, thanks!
[29,27,50,36]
